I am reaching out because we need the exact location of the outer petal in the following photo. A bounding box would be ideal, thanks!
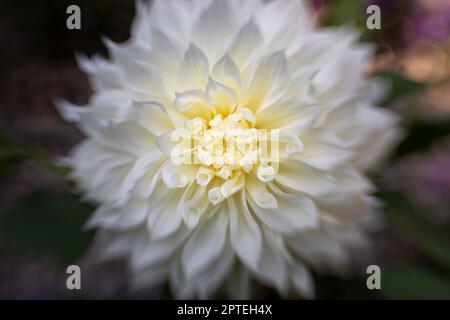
[191,0,236,61]
[246,174,318,234]
[178,44,210,91]
[228,19,263,68]
[228,192,262,270]
[275,160,336,197]
[146,181,185,240]
[243,52,290,112]
[181,204,228,277]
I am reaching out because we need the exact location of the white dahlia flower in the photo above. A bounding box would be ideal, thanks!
[58,0,401,298]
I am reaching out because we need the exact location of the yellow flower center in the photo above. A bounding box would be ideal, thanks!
[170,107,280,191]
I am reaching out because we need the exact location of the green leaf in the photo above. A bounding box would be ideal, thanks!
[382,264,450,299]
[324,0,365,29]
[0,133,27,176]
[378,71,425,105]
[323,1,381,41]
[379,191,450,270]
[0,190,95,265]
[0,132,69,177]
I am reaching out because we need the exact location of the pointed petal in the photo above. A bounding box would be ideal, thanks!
[181,205,228,277]
[228,192,262,270]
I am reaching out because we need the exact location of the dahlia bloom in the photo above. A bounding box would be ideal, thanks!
[58,0,401,298]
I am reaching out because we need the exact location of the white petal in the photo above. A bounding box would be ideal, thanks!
[103,37,151,71]
[121,59,168,100]
[54,98,86,122]
[191,0,236,60]
[147,181,184,239]
[70,140,154,205]
[196,167,215,186]
[130,0,152,42]
[150,0,193,44]
[95,121,158,157]
[253,227,289,294]
[228,19,263,68]
[194,240,235,299]
[93,230,138,261]
[312,45,372,104]
[130,225,190,272]
[255,97,319,131]
[148,28,182,76]
[206,77,238,114]
[228,192,262,270]
[178,44,210,90]
[174,90,212,119]
[85,203,122,230]
[131,264,168,291]
[243,51,289,112]
[291,262,315,299]
[294,128,351,170]
[76,53,124,91]
[212,54,241,93]
[132,100,174,135]
[180,183,210,229]
[275,160,335,196]
[133,158,165,198]
[255,0,312,45]
[116,198,150,228]
[89,90,134,121]
[330,166,374,193]
[287,226,350,274]
[220,170,244,198]
[246,174,319,234]
[162,161,196,189]
[87,198,149,231]
[181,205,228,277]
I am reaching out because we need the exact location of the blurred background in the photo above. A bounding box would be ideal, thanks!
[0,0,449,299]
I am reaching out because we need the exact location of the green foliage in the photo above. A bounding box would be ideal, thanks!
[323,0,380,41]
[373,192,450,299]
[382,264,450,299]
[378,71,425,105]
[0,133,28,176]
[324,0,365,29]
[0,132,69,177]
[0,190,95,266]
[379,191,450,270]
